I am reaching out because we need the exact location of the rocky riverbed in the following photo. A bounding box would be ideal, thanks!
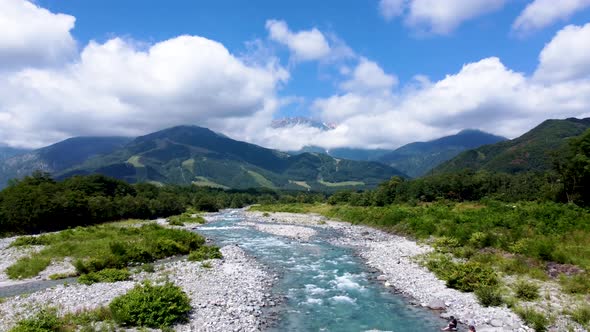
[0,243,276,332]
[244,210,535,332]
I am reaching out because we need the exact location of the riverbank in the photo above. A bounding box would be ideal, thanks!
[244,210,537,332]
[0,231,276,331]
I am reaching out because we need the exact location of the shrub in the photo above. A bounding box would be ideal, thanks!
[514,280,539,301]
[262,212,270,217]
[188,246,222,262]
[10,236,50,247]
[468,231,490,249]
[560,273,590,294]
[433,236,461,252]
[475,286,504,307]
[109,281,191,328]
[571,305,590,326]
[139,263,155,273]
[515,307,550,332]
[167,218,184,226]
[446,261,498,292]
[78,268,130,285]
[6,257,51,279]
[9,308,61,332]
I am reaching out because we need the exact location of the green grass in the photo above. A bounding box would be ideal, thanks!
[188,245,222,261]
[8,307,114,332]
[289,180,311,189]
[8,223,204,279]
[78,268,130,285]
[318,180,365,187]
[168,212,206,226]
[6,257,51,279]
[514,280,540,301]
[181,158,195,172]
[246,170,276,189]
[109,281,191,328]
[571,304,590,326]
[191,176,229,189]
[515,307,551,332]
[126,155,144,168]
[253,201,590,273]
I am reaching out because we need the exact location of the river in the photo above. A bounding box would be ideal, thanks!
[197,210,446,331]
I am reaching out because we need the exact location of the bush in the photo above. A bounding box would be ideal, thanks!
[560,273,590,294]
[475,286,504,307]
[8,308,61,332]
[571,305,590,326]
[515,307,550,332]
[446,261,498,292]
[78,268,130,285]
[6,257,51,279]
[514,280,540,301]
[188,246,222,262]
[10,236,50,247]
[109,281,191,328]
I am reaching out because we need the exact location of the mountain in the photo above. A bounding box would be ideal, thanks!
[291,146,394,162]
[57,126,405,191]
[0,146,29,161]
[0,136,132,188]
[271,117,335,131]
[434,118,590,174]
[378,129,507,177]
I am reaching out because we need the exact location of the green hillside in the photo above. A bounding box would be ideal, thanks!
[58,126,406,191]
[434,118,590,174]
[0,137,132,188]
[379,129,506,177]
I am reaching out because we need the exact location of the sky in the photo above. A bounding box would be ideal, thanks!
[1,0,590,151]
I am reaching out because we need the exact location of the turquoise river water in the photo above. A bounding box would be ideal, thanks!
[197,211,446,331]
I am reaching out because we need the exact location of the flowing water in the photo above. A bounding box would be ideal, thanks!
[197,211,445,332]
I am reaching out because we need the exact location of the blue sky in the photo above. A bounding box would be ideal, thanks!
[1,0,590,149]
[36,0,589,116]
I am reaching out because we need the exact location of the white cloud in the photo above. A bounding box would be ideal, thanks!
[379,0,406,20]
[513,0,590,33]
[260,26,590,151]
[265,19,353,62]
[340,58,398,94]
[0,0,76,70]
[406,0,507,34]
[0,36,288,148]
[378,0,507,35]
[534,23,590,82]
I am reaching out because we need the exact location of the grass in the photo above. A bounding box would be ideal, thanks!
[8,223,204,279]
[9,307,114,332]
[252,201,590,282]
[192,176,229,189]
[78,268,130,285]
[109,281,191,328]
[126,155,144,168]
[570,304,590,326]
[515,306,551,332]
[318,180,365,187]
[167,212,206,226]
[246,170,276,189]
[6,257,51,280]
[514,280,540,301]
[188,245,222,261]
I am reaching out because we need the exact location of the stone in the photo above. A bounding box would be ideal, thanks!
[427,299,447,310]
[376,275,388,281]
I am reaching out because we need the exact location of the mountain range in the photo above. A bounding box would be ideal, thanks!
[292,129,506,177]
[0,126,405,190]
[434,118,590,174]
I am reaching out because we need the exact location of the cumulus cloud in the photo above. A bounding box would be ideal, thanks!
[379,0,507,35]
[260,24,590,151]
[0,36,288,148]
[534,23,590,82]
[265,19,353,62]
[340,58,398,94]
[513,0,590,33]
[0,0,76,70]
